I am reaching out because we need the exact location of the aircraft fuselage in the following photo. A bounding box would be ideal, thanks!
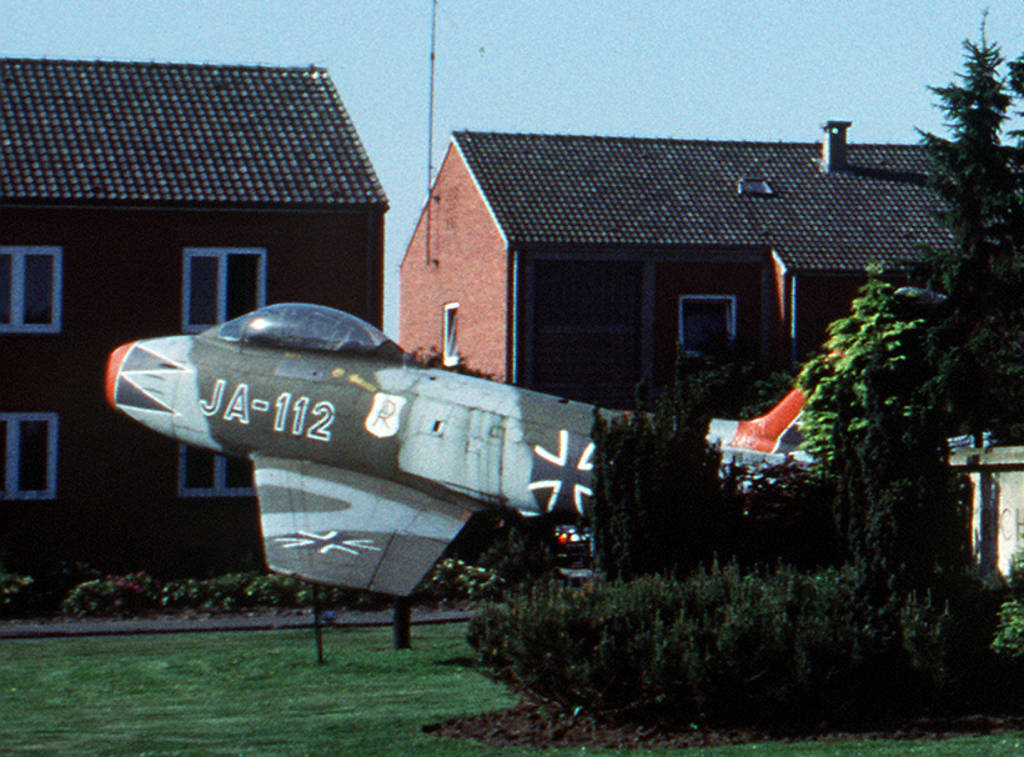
[106,303,803,594]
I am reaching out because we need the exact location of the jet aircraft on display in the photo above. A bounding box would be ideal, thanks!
[106,303,804,596]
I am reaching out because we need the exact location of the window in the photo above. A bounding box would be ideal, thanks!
[443,302,459,367]
[737,176,774,196]
[0,246,62,333]
[679,295,736,353]
[177,445,254,498]
[182,248,266,332]
[1,413,58,500]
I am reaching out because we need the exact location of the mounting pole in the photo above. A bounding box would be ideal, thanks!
[392,598,411,650]
[425,0,437,266]
[313,583,325,664]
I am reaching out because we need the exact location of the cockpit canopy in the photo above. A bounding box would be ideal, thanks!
[213,303,404,360]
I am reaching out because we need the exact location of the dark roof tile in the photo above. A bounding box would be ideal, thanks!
[454,131,949,273]
[1,58,387,208]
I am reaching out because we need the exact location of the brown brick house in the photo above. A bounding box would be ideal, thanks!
[1,58,387,574]
[400,123,951,407]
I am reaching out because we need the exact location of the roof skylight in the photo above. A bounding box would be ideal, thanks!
[737,176,774,196]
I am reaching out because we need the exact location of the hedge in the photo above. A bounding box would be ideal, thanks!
[0,559,503,618]
[468,564,957,729]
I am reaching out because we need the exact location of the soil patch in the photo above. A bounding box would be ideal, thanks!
[424,700,1024,750]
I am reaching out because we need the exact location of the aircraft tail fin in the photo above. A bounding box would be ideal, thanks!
[708,388,809,465]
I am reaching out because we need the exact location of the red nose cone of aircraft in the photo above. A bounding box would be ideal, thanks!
[105,342,135,409]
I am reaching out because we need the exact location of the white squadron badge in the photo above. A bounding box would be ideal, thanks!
[365,393,407,438]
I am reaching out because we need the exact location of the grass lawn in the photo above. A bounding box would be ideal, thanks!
[0,622,1022,755]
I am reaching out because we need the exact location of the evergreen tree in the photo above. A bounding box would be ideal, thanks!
[590,387,724,581]
[919,38,1024,441]
[798,277,971,606]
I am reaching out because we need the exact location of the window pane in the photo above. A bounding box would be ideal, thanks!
[443,306,458,365]
[0,254,11,324]
[188,256,218,326]
[18,420,48,492]
[226,254,259,320]
[0,419,7,493]
[184,446,216,489]
[224,456,252,489]
[682,300,729,351]
[23,255,54,324]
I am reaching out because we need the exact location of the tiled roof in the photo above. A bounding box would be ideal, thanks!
[454,131,950,273]
[1,58,387,208]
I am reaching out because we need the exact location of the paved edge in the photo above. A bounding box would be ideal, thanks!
[0,608,474,639]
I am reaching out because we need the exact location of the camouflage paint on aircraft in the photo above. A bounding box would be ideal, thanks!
[107,303,804,596]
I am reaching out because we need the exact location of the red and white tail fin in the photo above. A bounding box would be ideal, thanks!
[707,388,810,466]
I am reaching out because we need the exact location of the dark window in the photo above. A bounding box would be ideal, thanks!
[183,248,266,331]
[1,414,57,500]
[179,445,254,497]
[225,457,253,490]
[188,256,218,327]
[226,254,259,320]
[679,296,736,353]
[0,419,6,492]
[23,255,54,324]
[0,255,11,325]
[183,447,216,490]
[0,247,61,332]
[17,420,48,491]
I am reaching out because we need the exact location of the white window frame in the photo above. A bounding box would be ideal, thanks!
[443,302,460,367]
[182,247,266,333]
[678,295,737,353]
[1,412,58,500]
[0,246,63,334]
[177,445,254,498]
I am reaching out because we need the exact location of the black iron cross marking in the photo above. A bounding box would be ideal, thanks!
[528,430,594,516]
[274,531,381,556]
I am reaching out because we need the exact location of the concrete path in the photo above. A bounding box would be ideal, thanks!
[0,606,473,639]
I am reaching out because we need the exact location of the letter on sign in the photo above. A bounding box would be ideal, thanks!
[365,393,407,438]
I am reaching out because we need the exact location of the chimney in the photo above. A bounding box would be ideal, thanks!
[820,120,852,173]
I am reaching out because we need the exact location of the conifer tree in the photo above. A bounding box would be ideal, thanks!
[920,38,1024,441]
[590,387,723,581]
[798,277,970,606]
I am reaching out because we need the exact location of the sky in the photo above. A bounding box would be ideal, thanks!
[4,0,1024,335]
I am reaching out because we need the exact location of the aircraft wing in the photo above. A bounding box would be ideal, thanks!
[251,454,480,596]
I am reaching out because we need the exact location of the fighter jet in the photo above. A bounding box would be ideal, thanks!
[106,303,804,596]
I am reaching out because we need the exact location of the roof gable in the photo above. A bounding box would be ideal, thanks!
[1,58,387,208]
[454,130,950,273]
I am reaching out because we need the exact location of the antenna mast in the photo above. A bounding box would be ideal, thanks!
[425,0,437,266]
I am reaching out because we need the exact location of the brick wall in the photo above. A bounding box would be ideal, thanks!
[400,143,510,380]
[654,258,768,383]
[0,203,382,574]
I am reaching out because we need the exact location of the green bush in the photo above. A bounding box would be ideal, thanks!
[468,565,954,728]
[158,572,356,611]
[60,571,364,616]
[591,392,723,581]
[992,598,1024,662]
[29,562,103,614]
[417,558,503,602]
[62,572,160,618]
[0,573,34,617]
[726,461,841,570]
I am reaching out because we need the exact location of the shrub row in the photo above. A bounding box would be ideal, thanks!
[416,557,505,602]
[0,572,34,617]
[468,564,967,729]
[58,571,369,617]
[0,558,501,618]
